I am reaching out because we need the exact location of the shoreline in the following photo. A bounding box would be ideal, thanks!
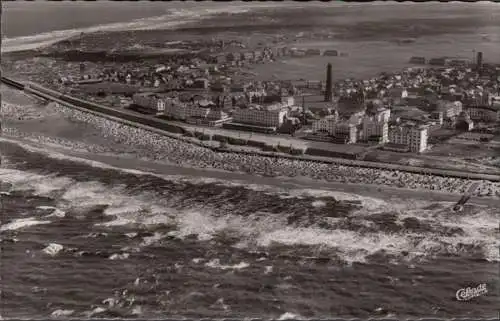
[2,81,500,199]
[2,96,500,203]
[3,134,500,209]
[17,81,500,182]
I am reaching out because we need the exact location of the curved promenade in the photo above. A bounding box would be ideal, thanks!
[3,76,500,182]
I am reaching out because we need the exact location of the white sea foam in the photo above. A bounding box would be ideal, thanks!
[45,209,66,218]
[131,305,142,315]
[37,207,66,218]
[50,309,74,318]
[0,217,52,232]
[0,168,74,196]
[140,232,167,247]
[125,232,138,238]
[109,253,130,260]
[278,312,305,320]
[205,259,250,270]
[37,206,57,211]
[175,211,227,241]
[2,138,498,262]
[83,307,107,318]
[311,200,326,208]
[43,243,64,256]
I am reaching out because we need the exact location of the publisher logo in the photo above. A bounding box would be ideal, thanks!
[456,283,488,301]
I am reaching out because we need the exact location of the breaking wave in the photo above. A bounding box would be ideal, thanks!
[0,144,498,264]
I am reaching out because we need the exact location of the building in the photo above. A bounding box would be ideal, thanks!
[163,98,187,120]
[456,111,474,131]
[209,53,226,64]
[465,106,500,122]
[312,114,338,134]
[323,50,339,56]
[333,122,358,144]
[281,95,295,107]
[253,50,263,60]
[447,58,472,67]
[193,78,209,89]
[430,111,444,126]
[361,108,390,143]
[311,116,358,144]
[241,52,254,61]
[226,52,241,62]
[232,104,288,128]
[437,100,463,118]
[132,93,165,113]
[388,123,429,153]
[490,95,500,108]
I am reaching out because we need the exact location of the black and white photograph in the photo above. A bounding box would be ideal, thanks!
[0,0,499,319]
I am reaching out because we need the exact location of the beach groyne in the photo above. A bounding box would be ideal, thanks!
[3,77,500,185]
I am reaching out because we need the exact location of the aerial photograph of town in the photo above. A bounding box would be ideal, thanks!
[0,1,499,319]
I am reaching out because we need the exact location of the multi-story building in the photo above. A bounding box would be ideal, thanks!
[430,111,444,125]
[311,116,358,144]
[163,98,187,120]
[388,123,429,153]
[232,104,288,128]
[281,96,295,107]
[333,122,358,144]
[490,95,500,107]
[437,100,463,118]
[361,108,390,143]
[132,93,165,113]
[185,103,211,119]
[465,106,500,122]
[312,115,337,134]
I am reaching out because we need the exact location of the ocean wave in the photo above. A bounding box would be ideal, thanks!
[205,259,250,270]
[0,168,74,196]
[0,217,52,232]
[42,243,64,256]
[1,139,498,263]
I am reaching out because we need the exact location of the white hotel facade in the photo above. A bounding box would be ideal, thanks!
[132,93,230,124]
[361,108,390,143]
[388,123,429,153]
[232,104,289,128]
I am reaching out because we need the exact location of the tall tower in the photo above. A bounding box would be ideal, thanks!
[324,63,333,102]
[476,51,483,72]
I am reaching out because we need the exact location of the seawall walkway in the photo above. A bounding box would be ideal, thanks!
[3,76,500,183]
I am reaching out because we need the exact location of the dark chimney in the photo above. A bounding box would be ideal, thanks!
[476,51,483,72]
[324,63,333,102]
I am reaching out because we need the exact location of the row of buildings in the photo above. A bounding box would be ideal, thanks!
[311,106,428,152]
[132,91,295,130]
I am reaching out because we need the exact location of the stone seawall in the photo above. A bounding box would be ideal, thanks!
[21,96,500,198]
